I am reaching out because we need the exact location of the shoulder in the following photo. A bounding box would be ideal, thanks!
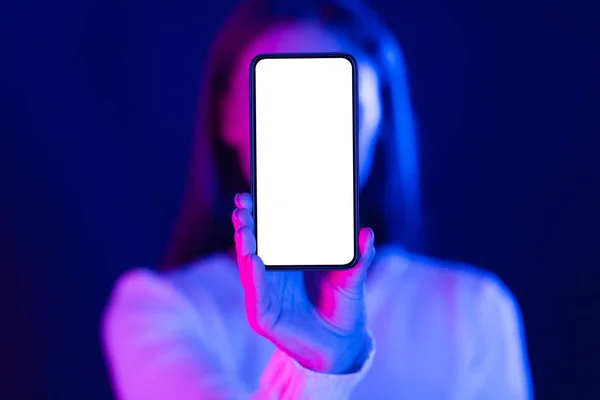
[402,252,530,368]
[105,267,179,307]
[101,268,196,344]
[102,254,238,343]
[101,256,250,396]
[400,254,532,396]
[383,250,525,344]
[400,251,521,315]
[400,252,528,362]
[105,253,237,306]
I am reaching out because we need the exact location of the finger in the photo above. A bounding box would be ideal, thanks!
[234,226,256,258]
[232,207,254,231]
[234,226,277,333]
[234,192,253,212]
[358,227,376,266]
[326,228,375,293]
[239,253,279,335]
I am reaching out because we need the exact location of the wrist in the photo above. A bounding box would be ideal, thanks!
[329,329,373,374]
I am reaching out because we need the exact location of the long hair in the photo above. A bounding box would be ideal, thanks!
[162,0,422,268]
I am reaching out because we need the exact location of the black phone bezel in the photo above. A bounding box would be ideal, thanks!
[250,52,360,271]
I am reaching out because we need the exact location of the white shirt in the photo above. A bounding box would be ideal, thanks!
[102,247,533,399]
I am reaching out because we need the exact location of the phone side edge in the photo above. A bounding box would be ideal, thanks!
[338,51,361,270]
[249,55,263,263]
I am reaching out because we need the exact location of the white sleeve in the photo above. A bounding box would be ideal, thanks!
[462,275,534,399]
[102,269,375,400]
[253,335,375,400]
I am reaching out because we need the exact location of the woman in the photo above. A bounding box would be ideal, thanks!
[102,0,533,398]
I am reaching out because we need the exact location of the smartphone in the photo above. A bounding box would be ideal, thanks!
[250,53,359,270]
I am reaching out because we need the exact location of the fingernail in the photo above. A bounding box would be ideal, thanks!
[368,228,375,245]
[234,193,240,206]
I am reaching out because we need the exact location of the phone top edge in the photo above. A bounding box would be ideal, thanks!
[251,51,360,273]
[250,52,357,67]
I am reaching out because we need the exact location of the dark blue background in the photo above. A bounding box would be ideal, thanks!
[0,0,597,398]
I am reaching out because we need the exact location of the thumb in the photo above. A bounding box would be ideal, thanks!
[327,228,375,294]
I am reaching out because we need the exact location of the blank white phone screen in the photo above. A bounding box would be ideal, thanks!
[254,56,356,267]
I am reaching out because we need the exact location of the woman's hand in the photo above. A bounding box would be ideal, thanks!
[232,193,376,374]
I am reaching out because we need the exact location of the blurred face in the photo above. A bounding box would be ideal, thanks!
[219,21,383,188]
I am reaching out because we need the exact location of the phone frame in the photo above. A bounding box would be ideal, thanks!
[250,52,360,271]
